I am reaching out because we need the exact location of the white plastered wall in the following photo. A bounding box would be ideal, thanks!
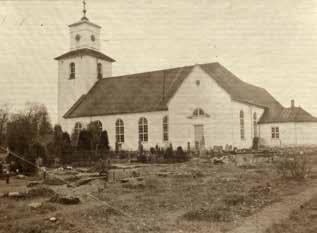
[57,55,112,124]
[231,101,264,148]
[259,122,317,146]
[62,111,168,151]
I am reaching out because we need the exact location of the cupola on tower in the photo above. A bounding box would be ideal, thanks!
[55,0,115,125]
[69,3,101,51]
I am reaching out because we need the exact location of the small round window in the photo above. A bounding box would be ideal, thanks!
[91,35,95,42]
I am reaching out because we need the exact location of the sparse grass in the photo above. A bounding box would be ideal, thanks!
[223,193,246,206]
[274,154,312,179]
[0,156,315,233]
[266,195,317,233]
[182,205,233,222]
[14,223,47,233]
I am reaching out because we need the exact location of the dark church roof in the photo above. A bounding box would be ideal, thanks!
[55,48,115,62]
[64,62,285,119]
[259,106,317,123]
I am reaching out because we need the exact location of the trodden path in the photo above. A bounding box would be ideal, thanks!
[229,179,317,233]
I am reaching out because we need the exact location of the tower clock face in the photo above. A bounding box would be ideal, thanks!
[75,34,81,42]
[91,35,95,42]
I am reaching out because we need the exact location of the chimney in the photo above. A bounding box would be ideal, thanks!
[291,99,295,108]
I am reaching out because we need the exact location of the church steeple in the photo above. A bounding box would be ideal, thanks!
[56,0,115,125]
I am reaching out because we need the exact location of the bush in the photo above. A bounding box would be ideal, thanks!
[274,153,312,179]
[164,144,174,161]
[61,132,72,163]
[99,130,110,152]
[78,129,92,151]
[175,146,188,162]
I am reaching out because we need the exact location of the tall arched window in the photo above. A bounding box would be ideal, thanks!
[72,122,82,146]
[97,63,103,79]
[163,116,168,142]
[138,117,148,142]
[240,110,245,140]
[253,112,257,137]
[69,62,75,79]
[115,119,124,143]
[74,122,82,135]
[73,122,82,141]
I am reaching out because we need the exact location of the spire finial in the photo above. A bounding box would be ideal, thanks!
[81,0,88,21]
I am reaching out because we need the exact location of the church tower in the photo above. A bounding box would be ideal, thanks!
[55,1,115,125]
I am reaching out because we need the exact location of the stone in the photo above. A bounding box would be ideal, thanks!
[27,181,41,187]
[50,195,80,205]
[16,174,26,179]
[8,192,26,198]
[28,202,42,209]
[49,217,57,222]
[213,157,225,165]
[0,192,7,198]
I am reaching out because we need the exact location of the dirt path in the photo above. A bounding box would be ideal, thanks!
[229,180,317,233]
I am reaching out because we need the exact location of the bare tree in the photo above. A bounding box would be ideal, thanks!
[0,103,10,145]
[24,102,53,140]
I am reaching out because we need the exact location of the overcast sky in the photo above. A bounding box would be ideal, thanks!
[0,0,317,122]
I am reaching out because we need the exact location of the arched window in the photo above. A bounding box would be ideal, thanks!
[193,108,205,117]
[115,119,124,143]
[253,112,257,137]
[97,63,103,79]
[163,116,168,142]
[240,110,245,140]
[138,117,148,142]
[69,62,75,79]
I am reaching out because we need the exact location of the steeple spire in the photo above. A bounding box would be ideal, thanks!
[81,0,88,21]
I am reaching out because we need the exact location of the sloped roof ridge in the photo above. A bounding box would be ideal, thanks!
[99,63,208,81]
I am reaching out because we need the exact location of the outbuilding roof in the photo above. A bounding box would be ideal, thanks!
[259,106,317,123]
[64,62,283,119]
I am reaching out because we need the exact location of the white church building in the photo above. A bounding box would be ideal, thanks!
[56,10,317,151]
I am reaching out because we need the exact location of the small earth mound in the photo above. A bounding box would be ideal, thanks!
[27,186,56,198]
[43,176,66,186]
[49,194,80,205]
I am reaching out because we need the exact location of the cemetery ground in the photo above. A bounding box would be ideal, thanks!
[0,153,317,233]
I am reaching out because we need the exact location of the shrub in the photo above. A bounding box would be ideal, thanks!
[274,153,312,179]
[99,130,110,152]
[61,132,72,163]
[175,146,188,162]
[30,142,47,165]
[77,129,92,151]
[164,143,174,161]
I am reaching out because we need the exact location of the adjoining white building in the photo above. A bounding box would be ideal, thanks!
[56,12,317,151]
